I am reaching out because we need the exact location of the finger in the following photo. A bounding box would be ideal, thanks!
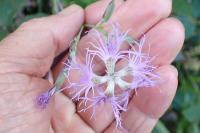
[75,17,184,132]
[78,0,172,72]
[85,0,172,36]
[0,5,84,77]
[134,17,185,66]
[104,65,178,133]
[111,0,172,37]
[51,93,95,133]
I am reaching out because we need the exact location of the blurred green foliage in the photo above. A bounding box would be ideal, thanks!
[0,0,200,132]
[169,0,200,133]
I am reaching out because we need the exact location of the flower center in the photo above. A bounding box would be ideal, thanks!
[106,58,115,75]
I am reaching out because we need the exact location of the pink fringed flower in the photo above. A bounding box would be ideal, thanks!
[66,24,158,128]
[36,1,158,129]
[63,24,158,128]
[37,23,158,128]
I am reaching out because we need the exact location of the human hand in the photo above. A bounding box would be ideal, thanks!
[0,0,184,133]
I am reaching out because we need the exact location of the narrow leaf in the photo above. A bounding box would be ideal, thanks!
[102,0,115,22]
[55,71,66,88]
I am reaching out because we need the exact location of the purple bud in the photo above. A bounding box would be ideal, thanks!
[36,86,56,108]
[37,91,50,109]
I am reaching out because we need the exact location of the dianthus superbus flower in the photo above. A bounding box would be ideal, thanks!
[37,1,158,128]
[37,24,158,128]
[67,26,158,128]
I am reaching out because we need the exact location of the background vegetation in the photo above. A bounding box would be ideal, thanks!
[0,0,199,132]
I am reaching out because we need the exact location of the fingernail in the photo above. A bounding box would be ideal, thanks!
[59,4,83,15]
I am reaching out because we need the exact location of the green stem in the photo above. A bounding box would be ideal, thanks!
[52,0,63,14]
[69,26,84,59]
[55,70,66,88]
[37,0,43,12]
[52,26,84,95]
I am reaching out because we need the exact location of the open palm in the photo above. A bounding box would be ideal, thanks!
[0,0,184,133]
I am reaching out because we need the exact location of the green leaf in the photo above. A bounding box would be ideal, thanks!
[173,0,193,16]
[172,74,199,111]
[192,0,200,17]
[173,89,187,111]
[176,119,187,133]
[63,0,96,8]
[0,0,26,27]
[182,103,200,122]
[185,58,200,71]
[102,0,115,22]
[187,123,200,133]
[152,121,170,133]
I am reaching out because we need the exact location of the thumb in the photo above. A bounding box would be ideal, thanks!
[0,5,84,133]
[0,5,84,77]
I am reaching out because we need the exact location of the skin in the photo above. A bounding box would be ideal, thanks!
[0,0,184,133]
